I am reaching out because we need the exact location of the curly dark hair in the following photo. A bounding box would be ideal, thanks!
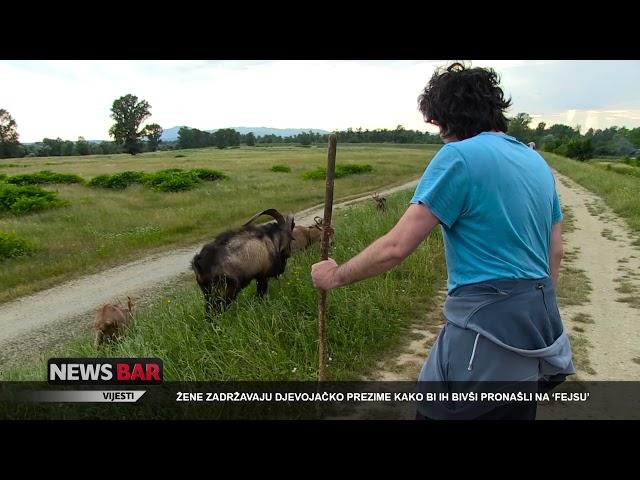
[417,62,512,141]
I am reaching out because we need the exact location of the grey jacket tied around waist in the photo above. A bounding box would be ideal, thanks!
[416,277,575,419]
[443,277,575,378]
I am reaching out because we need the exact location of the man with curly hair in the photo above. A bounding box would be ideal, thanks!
[311,62,574,420]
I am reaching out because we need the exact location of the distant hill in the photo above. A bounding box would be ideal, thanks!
[21,127,331,145]
[160,126,331,142]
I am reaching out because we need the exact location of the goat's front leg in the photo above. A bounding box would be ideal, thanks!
[256,277,268,298]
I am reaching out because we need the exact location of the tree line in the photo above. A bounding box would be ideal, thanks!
[174,125,443,150]
[507,113,640,160]
[2,98,639,160]
[1,95,162,159]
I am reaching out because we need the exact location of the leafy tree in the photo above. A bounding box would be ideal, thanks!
[108,94,151,155]
[96,141,115,155]
[75,136,91,156]
[547,123,576,141]
[564,138,594,161]
[62,140,75,156]
[177,127,214,149]
[507,113,533,143]
[213,128,241,149]
[611,134,636,156]
[144,123,163,152]
[297,131,313,146]
[1,109,21,158]
[42,138,63,156]
[245,132,256,146]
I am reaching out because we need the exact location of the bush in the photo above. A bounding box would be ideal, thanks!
[10,196,54,215]
[336,164,373,176]
[88,171,146,189]
[0,183,66,215]
[0,231,34,260]
[142,170,201,192]
[303,167,327,180]
[6,170,84,186]
[303,164,373,180]
[190,168,227,181]
[271,164,291,173]
[89,169,227,192]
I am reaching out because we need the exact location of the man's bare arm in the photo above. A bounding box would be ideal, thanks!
[550,222,563,286]
[313,204,440,290]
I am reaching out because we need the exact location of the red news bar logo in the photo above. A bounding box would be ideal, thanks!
[48,358,163,385]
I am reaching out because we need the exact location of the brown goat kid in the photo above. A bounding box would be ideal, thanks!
[372,192,387,211]
[95,297,134,346]
[291,216,324,251]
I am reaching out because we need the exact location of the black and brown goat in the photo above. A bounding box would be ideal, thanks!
[191,209,295,318]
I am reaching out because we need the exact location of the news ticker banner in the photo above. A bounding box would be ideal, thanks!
[1,381,640,420]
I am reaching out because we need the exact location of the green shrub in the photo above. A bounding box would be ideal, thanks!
[303,164,373,180]
[303,167,327,180]
[89,169,226,192]
[190,168,227,181]
[10,196,53,214]
[0,183,66,215]
[88,171,146,189]
[142,170,201,192]
[336,164,373,176]
[6,170,84,186]
[271,164,291,173]
[0,232,34,260]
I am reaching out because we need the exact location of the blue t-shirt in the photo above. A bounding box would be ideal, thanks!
[411,132,563,292]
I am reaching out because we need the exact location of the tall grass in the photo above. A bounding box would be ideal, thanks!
[545,153,640,234]
[1,190,446,382]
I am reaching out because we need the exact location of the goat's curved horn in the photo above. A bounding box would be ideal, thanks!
[243,209,285,227]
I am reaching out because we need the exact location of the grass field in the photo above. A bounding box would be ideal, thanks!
[0,144,439,303]
[588,154,640,179]
[0,189,447,382]
[544,152,640,237]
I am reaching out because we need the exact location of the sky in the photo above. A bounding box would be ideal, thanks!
[1,60,639,143]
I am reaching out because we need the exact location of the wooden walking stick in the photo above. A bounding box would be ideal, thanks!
[318,134,337,382]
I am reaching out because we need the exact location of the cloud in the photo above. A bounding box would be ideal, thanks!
[2,60,639,143]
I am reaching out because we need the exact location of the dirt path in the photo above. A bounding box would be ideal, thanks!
[553,171,640,380]
[0,179,419,363]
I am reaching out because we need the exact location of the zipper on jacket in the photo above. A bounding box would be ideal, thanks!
[467,333,481,371]
[537,283,551,321]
